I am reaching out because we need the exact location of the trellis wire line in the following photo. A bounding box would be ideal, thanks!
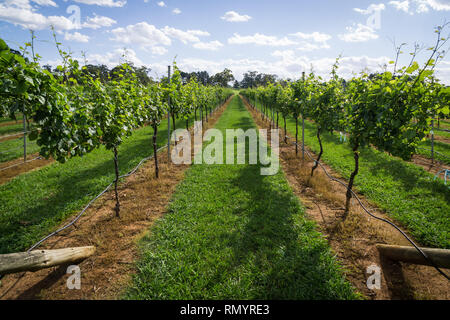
[248,99,449,281]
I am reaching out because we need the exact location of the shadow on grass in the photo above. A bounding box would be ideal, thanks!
[360,147,450,202]
[212,164,353,299]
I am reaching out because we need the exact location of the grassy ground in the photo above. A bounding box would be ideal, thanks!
[0,123,26,136]
[433,129,450,140]
[417,140,450,165]
[0,113,199,254]
[0,136,39,163]
[0,113,22,124]
[125,96,358,300]
[257,102,449,249]
[438,119,450,130]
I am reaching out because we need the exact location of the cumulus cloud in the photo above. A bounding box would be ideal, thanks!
[150,46,168,55]
[110,22,216,52]
[290,31,332,51]
[82,14,117,29]
[187,30,211,37]
[172,8,181,14]
[193,40,224,51]
[0,1,117,31]
[290,31,332,43]
[221,11,252,22]
[388,0,450,14]
[338,24,379,42]
[157,1,166,7]
[72,0,126,7]
[422,0,450,11]
[0,3,78,31]
[353,3,386,14]
[162,26,209,44]
[86,48,143,67]
[389,0,411,13]
[32,0,58,7]
[228,33,297,46]
[111,22,172,47]
[64,31,90,43]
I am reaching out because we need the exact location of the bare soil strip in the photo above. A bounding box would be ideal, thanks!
[0,100,231,300]
[242,96,449,300]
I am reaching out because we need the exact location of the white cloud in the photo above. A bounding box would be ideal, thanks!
[2,0,57,9]
[193,40,224,51]
[221,11,252,22]
[338,24,379,42]
[64,31,89,43]
[110,23,214,51]
[228,33,297,46]
[389,0,411,13]
[150,46,168,55]
[32,0,57,6]
[290,31,332,43]
[172,8,181,14]
[390,1,450,14]
[353,3,386,14]
[424,0,450,11]
[157,1,166,7]
[290,31,332,51]
[111,22,172,47]
[72,0,126,7]
[162,26,200,44]
[271,50,295,60]
[297,42,330,52]
[0,1,117,31]
[187,30,211,37]
[82,14,117,29]
[0,3,79,31]
[86,48,144,67]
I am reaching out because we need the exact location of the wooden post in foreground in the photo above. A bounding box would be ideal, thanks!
[376,244,450,269]
[0,246,96,275]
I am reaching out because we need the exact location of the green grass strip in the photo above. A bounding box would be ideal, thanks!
[125,96,358,300]
[258,102,449,249]
[0,137,40,163]
[0,123,26,137]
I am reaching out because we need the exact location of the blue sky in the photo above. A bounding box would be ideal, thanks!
[1,0,450,82]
